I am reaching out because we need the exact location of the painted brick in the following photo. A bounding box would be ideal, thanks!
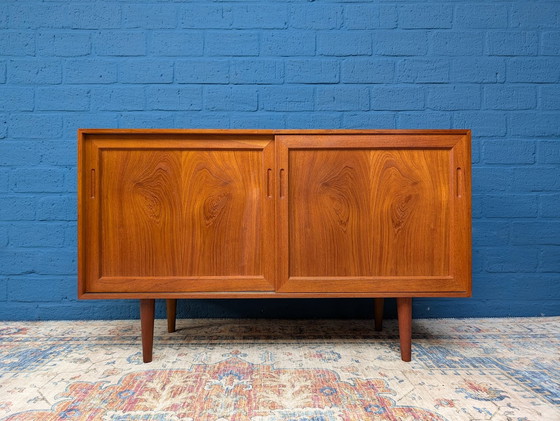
[8,60,61,84]
[512,222,560,245]
[451,57,506,83]
[507,58,559,82]
[34,250,76,275]
[542,32,560,56]
[290,5,342,29]
[9,223,65,248]
[149,32,203,57]
[343,113,396,129]
[63,114,119,135]
[0,31,34,56]
[483,140,535,164]
[0,62,5,83]
[342,59,393,84]
[472,221,509,246]
[64,59,117,84]
[541,247,560,272]
[8,278,70,302]
[428,86,480,111]
[38,142,77,167]
[261,31,315,56]
[0,141,42,166]
[286,60,338,84]
[379,5,398,29]
[509,113,560,137]
[8,4,65,29]
[511,4,560,28]
[63,167,76,193]
[540,194,560,217]
[175,113,230,129]
[0,115,6,139]
[318,32,372,56]
[0,6,7,28]
[485,247,539,273]
[454,4,509,29]
[176,60,229,84]
[344,5,379,29]
[119,60,174,84]
[518,163,559,194]
[9,114,62,139]
[92,87,145,111]
[316,86,369,111]
[396,59,449,83]
[230,60,283,84]
[66,4,121,29]
[118,113,175,129]
[0,251,37,275]
[538,141,560,164]
[512,167,560,192]
[230,113,286,129]
[37,32,91,57]
[231,5,288,29]
[122,4,177,29]
[36,87,90,111]
[146,87,202,111]
[454,112,507,137]
[398,4,452,29]
[397,112,451,129]
[371,86,424,111]
[0,225,7,248]
[11,168,65,193]
[286,113,342,129]
[484,86,536,110]
[0,87,33,111]
[0,196,36,220]
[181,5,233,29]
[540,86,560,110]
[372,31,427,56]
[95,32,146,56]
[205,86,258,111]
[37,196,75,221]
[205,32,259,56]
[259,86,314,111]
[430,32,483,56]
[487,31,538,56]
[472,167,512,192]
[64,223,77,248]
[484,194,538,218]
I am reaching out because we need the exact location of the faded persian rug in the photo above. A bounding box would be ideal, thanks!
[0,317,558,420]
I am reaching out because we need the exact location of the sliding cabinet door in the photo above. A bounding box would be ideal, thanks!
[276,133,471,296]
[79,134,275,295]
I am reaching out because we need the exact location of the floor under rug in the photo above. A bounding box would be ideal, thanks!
[0,317,558,420]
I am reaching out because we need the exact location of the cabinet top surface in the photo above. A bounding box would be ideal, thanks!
[79,128,470,136]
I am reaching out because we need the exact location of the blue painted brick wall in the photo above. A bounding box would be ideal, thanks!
[1,0,559,321]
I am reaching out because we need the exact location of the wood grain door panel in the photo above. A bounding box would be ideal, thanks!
[81,135,275,293]
[277,134,471,294]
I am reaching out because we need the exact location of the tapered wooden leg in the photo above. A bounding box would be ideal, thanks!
[140,299,155,363]
[374,298,384,331]
[166,299,177,333]
[397,297,412,362]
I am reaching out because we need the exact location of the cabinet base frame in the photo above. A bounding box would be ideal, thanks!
[138,297,413,363]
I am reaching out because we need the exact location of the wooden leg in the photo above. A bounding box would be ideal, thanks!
[140,299,155,363]
[166,299,177,333]
[397,297,412,362]
[374,298,384,331]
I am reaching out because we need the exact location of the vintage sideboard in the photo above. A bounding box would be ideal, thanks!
[78,129,472,363]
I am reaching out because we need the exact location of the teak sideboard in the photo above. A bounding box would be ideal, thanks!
[78,129,471,363]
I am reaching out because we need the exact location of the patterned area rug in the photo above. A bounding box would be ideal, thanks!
[0,317,558,420]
